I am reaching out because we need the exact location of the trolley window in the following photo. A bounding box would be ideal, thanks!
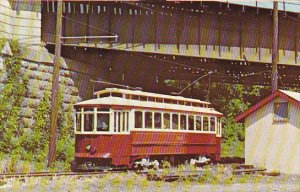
[140,96,147,101]
[196,116,202,131]
[99,93,110,98]
[203,116,209,131]
[145,112,153,129]
[114,111,122,132]
[180,115,187,130]
[122,112,126,132]
[111,92,123,98]
[96,113,109,132]
[154,113,162,129]
[135,111,143,128]
[132,95,139,100]
[210,117,215,132]
[84,108,94,112]
[126,112,129,132]
[172,114,179,130]
[97,108,110,112]
[163,113,170,129]
[76,113,81,132]
[84,113,94,132]
[148,97,155,102]
[217,118,221,136]
[156,98,163,103]
[188,115,194,131]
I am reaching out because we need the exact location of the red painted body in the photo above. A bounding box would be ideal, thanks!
[75,131,221,166]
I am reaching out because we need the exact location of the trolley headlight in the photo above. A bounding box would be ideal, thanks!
[85,144,91,151]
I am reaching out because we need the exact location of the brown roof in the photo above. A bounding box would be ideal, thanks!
[235,90,300,122]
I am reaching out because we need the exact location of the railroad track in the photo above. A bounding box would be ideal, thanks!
[0,167,268,180]
[0,170,126,179]
[147,168,268,181]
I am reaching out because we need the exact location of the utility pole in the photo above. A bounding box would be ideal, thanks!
[48,0,63,167]
[271,1,278,93]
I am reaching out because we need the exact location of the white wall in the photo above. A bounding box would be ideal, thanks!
[245,97,300,174]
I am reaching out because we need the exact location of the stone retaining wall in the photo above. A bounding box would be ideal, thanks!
[0,53,80,129]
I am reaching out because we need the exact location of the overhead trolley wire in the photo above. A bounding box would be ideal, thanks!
[130,52,213,73]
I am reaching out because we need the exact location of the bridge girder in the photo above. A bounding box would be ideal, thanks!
[42,1,300,97]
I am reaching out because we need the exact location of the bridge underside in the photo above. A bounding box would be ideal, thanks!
[46,44,300,99]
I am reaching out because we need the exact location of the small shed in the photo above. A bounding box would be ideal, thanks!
[235,90,300,174]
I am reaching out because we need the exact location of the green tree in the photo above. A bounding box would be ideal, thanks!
[164,79,267,158]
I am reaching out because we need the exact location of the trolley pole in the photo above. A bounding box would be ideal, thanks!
[271,1,278,93]
[48,0,63,167]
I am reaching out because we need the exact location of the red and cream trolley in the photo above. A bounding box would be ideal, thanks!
[73,88,222,169]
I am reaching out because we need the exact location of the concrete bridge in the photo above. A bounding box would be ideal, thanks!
[42,1,300,95]
[2,0,300,97]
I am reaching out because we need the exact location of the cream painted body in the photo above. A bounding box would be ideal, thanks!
[245,97,300,174]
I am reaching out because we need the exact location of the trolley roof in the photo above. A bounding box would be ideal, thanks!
[93,88,211,105]
[75,96,223,116]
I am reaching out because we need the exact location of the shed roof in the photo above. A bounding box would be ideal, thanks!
[235,89,300,122]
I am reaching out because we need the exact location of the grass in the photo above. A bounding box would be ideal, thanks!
[0,157,72,174]
[1,163,294,192]
[0,171,298,192]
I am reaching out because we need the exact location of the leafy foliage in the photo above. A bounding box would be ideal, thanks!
[0,39,28,155]
[21,93,51,162]
[0,38,6,51]
[21,88,75,165]
[164,79,268,158]
[0,39,75,170]
[209,84,267,157]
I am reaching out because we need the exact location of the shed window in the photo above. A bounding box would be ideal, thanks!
[135,111,143,128]
[274,102,288,119]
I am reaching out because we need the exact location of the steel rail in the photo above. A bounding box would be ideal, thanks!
[0,170,126,179]
[0,168,268,180]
